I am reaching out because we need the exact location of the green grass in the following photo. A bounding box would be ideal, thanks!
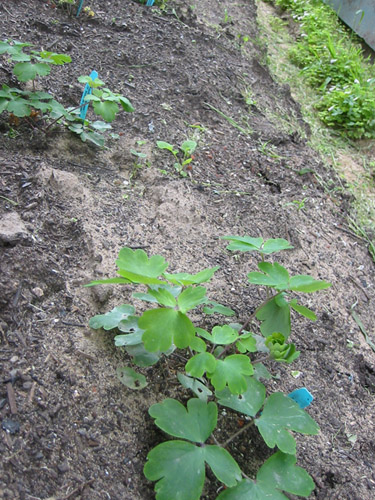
[256,0,375,259]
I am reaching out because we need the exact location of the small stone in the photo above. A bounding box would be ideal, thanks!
[1,418,20,434]
[57,460,69,473]
[0,212,29,246]
[31,287,44,299]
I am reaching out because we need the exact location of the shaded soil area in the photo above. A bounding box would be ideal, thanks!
[1,1,375,499]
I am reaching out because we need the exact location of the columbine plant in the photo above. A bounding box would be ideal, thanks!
[157,139,197,177]
[88,236,331,499]
[0,39,134,147]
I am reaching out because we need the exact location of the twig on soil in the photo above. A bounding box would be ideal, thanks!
[6,382,17,414]
[59,478,95,500]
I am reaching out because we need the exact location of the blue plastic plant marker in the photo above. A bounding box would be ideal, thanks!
[146,0,155,5]
[80,70,98,120]
[76,0,84,17]
[288,388,313,409]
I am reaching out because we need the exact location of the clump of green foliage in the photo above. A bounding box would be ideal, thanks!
[0,40,133,147]
[88,236,331,499]
[274,0,375,139]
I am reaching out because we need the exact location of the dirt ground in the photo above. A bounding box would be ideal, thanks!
[1,1,375,499]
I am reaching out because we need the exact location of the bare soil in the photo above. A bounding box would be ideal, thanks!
[1,1,375,499]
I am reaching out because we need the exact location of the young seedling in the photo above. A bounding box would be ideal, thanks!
[0,40,134,147]
[87,235,331,499]
[156,139,197,177]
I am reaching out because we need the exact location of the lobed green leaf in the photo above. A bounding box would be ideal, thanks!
[216,375,266,417]
[89,304,135,330]
[149,398,217,443]
[255,393,320,454]
[208,354,254,394]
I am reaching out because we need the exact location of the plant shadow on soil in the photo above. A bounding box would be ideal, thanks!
[1,0,375,499]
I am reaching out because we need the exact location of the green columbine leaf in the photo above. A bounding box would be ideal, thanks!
[118,95,134,112]
[289,299,317,321]
[217,451,314,499]
[180,140,197,155]
[203,301,235,316]
[289,275,331,293]
[156,140,178,155]
[116,366,147,390]
[125,343,163,367]
[186,352,217,377]
[0,99,8,114]
[149,398,217,442]
[208,355,254,394]
[189,336,207,352]
[6,98,31,117]
[257,451,315,496]
[91,120,112,131]
[236,333,257,353]
[256,296,291,338]
[164,266,219,285]
[116,247,168,285]
[177,373,212,402]
[89,304,135,330]
[81,131,106,148]
[262,239,294,254]
[144,440,241,500]
[143,440,205,500]
[13,62,51,81]
[208,325,239,345]
[222,236,293,255]
[222,235,264,252]
[253,362,272,381]
[148,288,177,308]
[203,445,242,487]
[255,393,320,454]
[39,51,71,65]
[248,262,290,290]
[216,376,266,417]
[92,99,118,122]
[144,441,205,500]
[139,308,194,351]
[177,286,207,313]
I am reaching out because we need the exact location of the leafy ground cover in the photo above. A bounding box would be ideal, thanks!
[1,0,375,499]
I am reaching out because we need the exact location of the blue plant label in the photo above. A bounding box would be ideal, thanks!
[80,70,98,120]
[146,0,155,5]
[288,388,313,409]
[76,0,84,17]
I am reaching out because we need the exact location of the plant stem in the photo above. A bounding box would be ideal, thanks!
[216,291,281,360]
[221,420,255,448]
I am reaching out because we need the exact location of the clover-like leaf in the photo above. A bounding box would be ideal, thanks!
[149,398,217,443]
[186,352,217,378]
[89,304,135,330]
[6,98,31,117]
[144,441,206,500]
[236,333,257,353]
[255,393,320,454]
[92,99,118,122]
[248,262,290,290]
[189,336,207,353]
[116,247,168,284]
[208,325,239,345]
[116,366,147,390]
[139,308,194,352]
[164,266,219,285]
[203,301,235,316]
[216,375,266,417]
[177,286,207,313]
[13,62,51,82]
[257,451,315,496]
[222,235,264,252]
[208,355,254,394]
[289,275,331,293]
[222,236,293,254]
[204,445,242,487]
[256,296,291,338]
[289,299,317,320]
[217,451,314,499]
[39,51,71,65]
[177,373,212,402]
